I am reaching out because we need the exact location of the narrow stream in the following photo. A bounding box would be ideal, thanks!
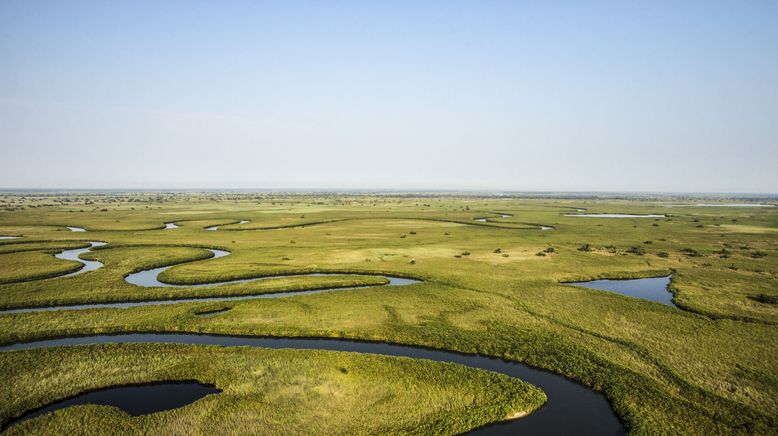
[205,220,250,231]
[564,214,666,218]
[0,275,419,314]
[54,242,106,278]
[0,247,419,314]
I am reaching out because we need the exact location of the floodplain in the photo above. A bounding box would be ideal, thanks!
[0,192,776,435]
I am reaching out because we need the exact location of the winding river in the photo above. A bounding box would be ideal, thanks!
[0,243,626,435]
[1,246,419,314]
[56,242,106,276]
[0,334,623,435]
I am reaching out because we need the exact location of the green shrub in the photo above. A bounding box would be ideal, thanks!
[578,244,592,252]
[627,246,645,255]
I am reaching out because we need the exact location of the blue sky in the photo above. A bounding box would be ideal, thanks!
[1,1,776,192]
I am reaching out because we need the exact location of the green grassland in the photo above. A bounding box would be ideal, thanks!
[0,251,83,284]
[3,343,543,435]
[0,192,776,434]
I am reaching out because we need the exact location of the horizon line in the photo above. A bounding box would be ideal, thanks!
[1,188,777,197]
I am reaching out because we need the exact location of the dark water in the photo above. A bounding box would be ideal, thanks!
[569,276,675,306]
[3,381,219,430]
[0,333,624,435]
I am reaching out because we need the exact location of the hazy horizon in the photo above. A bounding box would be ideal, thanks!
[2,1,777,193]
[1,188,777,198]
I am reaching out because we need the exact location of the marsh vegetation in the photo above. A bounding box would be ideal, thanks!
[0,193,776,434]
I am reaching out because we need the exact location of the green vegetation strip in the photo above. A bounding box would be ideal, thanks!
[1,343,544,435]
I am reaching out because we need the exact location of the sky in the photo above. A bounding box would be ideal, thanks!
[1,1,777,193]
